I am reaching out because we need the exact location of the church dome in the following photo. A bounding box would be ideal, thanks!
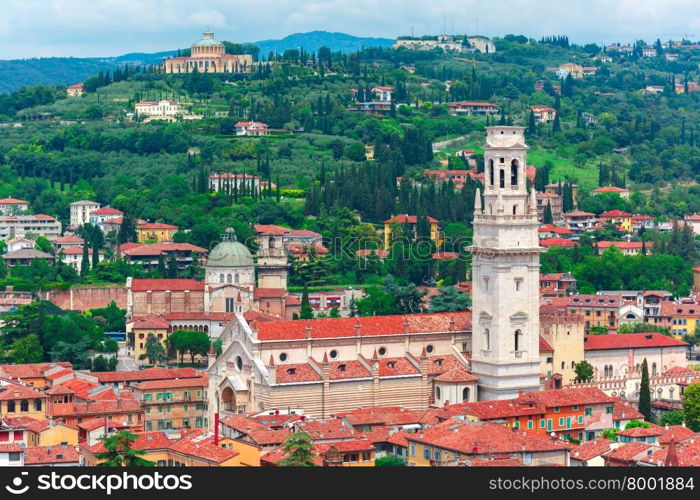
[207,228,253,268]
[192,31,224,47]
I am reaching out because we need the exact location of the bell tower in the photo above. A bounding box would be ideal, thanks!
[469,126,541,400]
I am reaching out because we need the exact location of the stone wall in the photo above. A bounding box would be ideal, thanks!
[41,286,127,311]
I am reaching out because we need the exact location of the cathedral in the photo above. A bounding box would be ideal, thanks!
[205,127,543,418]
[162,31,253,74]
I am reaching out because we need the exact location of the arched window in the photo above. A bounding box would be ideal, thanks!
[234,274,240,283]
[511,160,519,186]
[219,274,225,284]
[435,386,441,400]
[571,361,575,369]
[514,329,522,352]
[7,401,15,412]
[512,205,517,215]
[499,169,505,188]
[20,400,28,412]
[484,329,490,351]
[462,387,470,402]
[652,362,657,375]
[488,160,494,186]
[227,274,232,284]
[270,238,276,248]
[561,361,565,369]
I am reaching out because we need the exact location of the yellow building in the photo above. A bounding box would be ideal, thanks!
[81,430,253,466]
[383,214,441,250]
[26,421,79,447]
[599,210,633,233]
[137,222,179,243]
[131,375,209,431]
[0,383,48,420]
[540,309,585,386]
[665,302,700,337]
[217,437,261,466]
[0,362,73,388]
[128,315,171,364]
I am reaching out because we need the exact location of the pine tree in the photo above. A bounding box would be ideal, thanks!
[300,285,313,319]
[639,358,652,421]
[552,113,562,134]
[92,242,100,270]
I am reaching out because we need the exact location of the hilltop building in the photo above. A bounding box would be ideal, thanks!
[163,31,253,74]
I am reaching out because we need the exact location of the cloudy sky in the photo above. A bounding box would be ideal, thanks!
[2,0,700,59]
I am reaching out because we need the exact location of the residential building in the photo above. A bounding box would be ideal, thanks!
[137,222,179,243]
[530,105,557,123]
[570,438,614,466]
[599,210,633,232]
[0,214,62,240]
[557,63,584,79]
[539,237,578,249]
[234,121,270,136]
[2,248,55,267]
[583,333,688,378]
[0,198,30,215]
[536,192,564,224]
[592,186,630,199]
[0,380,48,420]
[684,214,700,235]
[24,444,81,466]
[135,100,183,118]
[59,246,105,273]
[545,183,578,207]
[597,241,651,256]
[406,419,570,466]
[131,375,209,431]
[539,273,577,297]
[120,242,206,271]
[5,237,35,253]
[53,234,84,252]
[208,172,261,193]
[565,210,597,236]
[69,200,100,227]
[383,214,441,249]
[447,101,499,116]
[66,83,84,97]
[89,206,123,225]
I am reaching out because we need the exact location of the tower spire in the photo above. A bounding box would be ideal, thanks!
[474,187,482,212]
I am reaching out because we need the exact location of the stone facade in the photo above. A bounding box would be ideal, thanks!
[469,126,541,400]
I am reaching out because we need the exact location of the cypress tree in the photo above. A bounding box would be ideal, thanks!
[543,200,553,224]
[300,285,313,319]
[92,242,99,270]
[527,111,536,135]
[80,244,90,277]
[639,358,652,421]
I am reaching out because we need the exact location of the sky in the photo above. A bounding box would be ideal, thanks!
[2,0,700,59]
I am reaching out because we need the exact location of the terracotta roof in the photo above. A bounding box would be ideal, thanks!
[407,420,570,455]
[616,425,664,438]
[254,288,286,299]
[139,222,179,230]
[295,419,356,440]
[658,425,696,444]
[168,430,238,463]
[129,314,170,330]
[165,312,234,322]
[446,399,543,420]
[384,214,438,224]
[639,437,700,466]
[539,336,554,352]
[275,363,322,383]
[90,207,123,216]
[3,417,50,433]
[584,333,688,350]
[0,197,29,204]
[255,312,471,341]
[517,387,615,407]
[0,443,22,452]
[0,383,47,401]
[84,431,173,454]
[132,375,208,390]
[600,209,632,217]
[612,401,644,421]
[121,243,207,256]
[433,366,478,383]
[336,406,423,427]
[378,357,420,377]
[594,186,629,194]
[23,445,80,465]
[77,417,127,432]
[314,438,374,453]
[604,441,655,463]
[54,235,84,244]
[48,398,142,418]
[571,438,612,461]
[597,241,651,250]
[469,457,525,466]
[539,237,578,248]
[0,362,72,379]
[129,279,205,292]
[94,367,199,383]
[327,360,371,380]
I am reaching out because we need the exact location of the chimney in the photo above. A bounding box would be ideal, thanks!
[305,322,312,339]
[354,319,361,337]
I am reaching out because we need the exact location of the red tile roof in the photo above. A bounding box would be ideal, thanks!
[540,237,578,248]
[0,443,22,452]
[138,222,179,230]
[600,209,632,217]
[594,186,629,194]
[0,383,47,400]
[295,419,356,440]
[584,333,688,350]
[327,360,371,380]
[571,438,612,461]
[48,398,142,418]
[90,207,123,216]
[446,399,543,420]
[433,366,478,383]
[255,312,471,341]
[539,336,554,352]
[597,241,650,251]
[0,362,72,379]
[129,314,170,330]
[84,431,173,454]
[378,357,420,377]
[94,367,199,383]
[612,401,644,421]
[132,375,208,390]
[384,214,438,224]
[129,279,205,292]
[639,438,700,466]
[604,441,655,463]
[3,417,50,433]
[335,406,423,427]
[0,197,29,205]
[23,444,80,465]
[407,420,570,455]
[518,387,615,407]
[168,430,238,463]
[121,243,207,256]
[275,363,322,383]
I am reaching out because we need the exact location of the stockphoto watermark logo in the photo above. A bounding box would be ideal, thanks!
[4,471,192,496]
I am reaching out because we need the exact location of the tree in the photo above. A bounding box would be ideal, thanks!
[117,214,138,244]
[300,284,313,319]
[80,244,90,276]
[600,428,618,440]
[639,358,652,421]
[624,419,651,430]
[427,286,470,312]
[10,334,43,364]
[682,383,700,431]
[573,360,594,382]
[140,334,167,365]
[34,236,53,254]
[375,456,405,466]
[543,200,553,224]
[660,411,685,427]
[278,431,318,467]
[96,430,155,466]
[167,330,210,365]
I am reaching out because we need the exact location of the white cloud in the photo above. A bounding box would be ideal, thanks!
[1,0,700,58]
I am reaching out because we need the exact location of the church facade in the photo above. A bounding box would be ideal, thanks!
[162,31,253,74]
